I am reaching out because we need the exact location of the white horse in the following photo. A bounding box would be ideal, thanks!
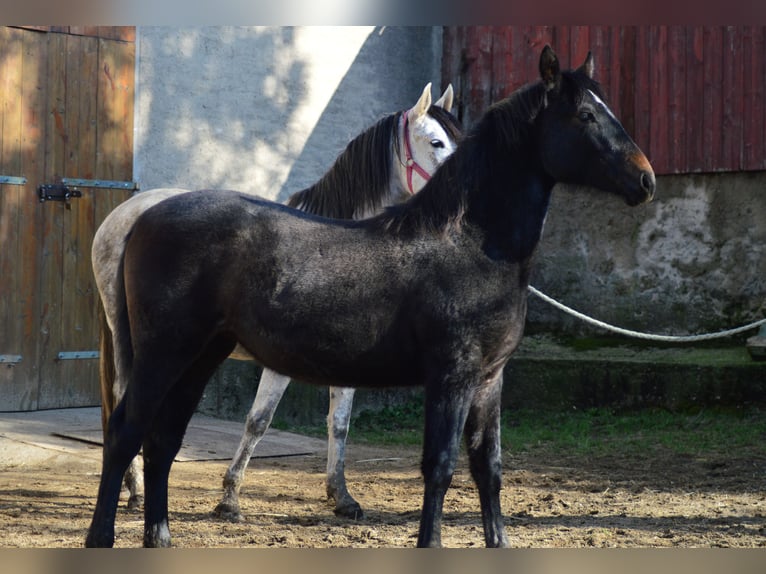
[92,83,460,520]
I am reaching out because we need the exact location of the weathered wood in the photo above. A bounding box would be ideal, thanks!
[742,26,766,170]
[0,26,135,410]
[442,25,765,175]
[0,27,29,409]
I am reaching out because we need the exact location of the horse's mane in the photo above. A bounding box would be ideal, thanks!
[286,105,462,219]
[374,70,602,238]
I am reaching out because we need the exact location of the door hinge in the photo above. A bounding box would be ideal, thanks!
[57,351,99,360]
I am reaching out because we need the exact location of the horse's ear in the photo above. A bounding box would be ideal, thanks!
[408,82,432,121]
[434,83,454,113]
[539,45,561,91]
[577,51,595,78]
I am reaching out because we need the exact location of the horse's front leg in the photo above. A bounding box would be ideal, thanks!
[464,370,509,548]
[326,386,363,519]
[215,368,291,521]
[417,370,476,548]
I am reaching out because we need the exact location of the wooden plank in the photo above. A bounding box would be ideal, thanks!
[440,26,462,112]
[667,27,687,173]
[509,26,528,91]
[702,26,724,172]
[685,27,705,172]
[742,27,766,170]
[490,27,511,104]
[633,26,652,166]
[16,26,135,43]
[648,26,669,174]
[463,26,494,126]
[721,26,744,171]
[17,29,49,410]
[618,26,637,142]
[0,27,28,410]
[55,33,96,408]
[588,26,611,102]
[37,31,68,406]
[552,25,570,70]
[569,26,590,69]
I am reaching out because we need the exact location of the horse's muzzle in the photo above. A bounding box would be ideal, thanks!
[626,151,655,205]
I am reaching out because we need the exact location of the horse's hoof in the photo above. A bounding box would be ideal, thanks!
[126,494,144,511]
[213,501,243,522]
[85,531,114,548]
[333,501,364,520]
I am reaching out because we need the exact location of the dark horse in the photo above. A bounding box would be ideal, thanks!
[86,46,654,548]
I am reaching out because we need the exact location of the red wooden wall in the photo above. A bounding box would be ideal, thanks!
[442,26,766,175]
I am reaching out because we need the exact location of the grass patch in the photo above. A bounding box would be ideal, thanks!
[501,407,766,457]
[276,399,766,459]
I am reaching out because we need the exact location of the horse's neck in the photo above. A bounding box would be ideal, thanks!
[464,141,554,266]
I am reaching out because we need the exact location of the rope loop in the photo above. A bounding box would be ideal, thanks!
[528,285,766,343]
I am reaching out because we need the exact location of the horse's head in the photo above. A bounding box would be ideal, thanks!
[535,45,655,206]
[395,83,461,196]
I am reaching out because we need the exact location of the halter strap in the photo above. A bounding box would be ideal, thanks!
[401,112,433,194]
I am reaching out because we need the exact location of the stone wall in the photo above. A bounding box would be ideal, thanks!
[529,172,766,337]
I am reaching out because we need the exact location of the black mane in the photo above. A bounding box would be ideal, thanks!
[286,105,462,219]
[374,70,603,239]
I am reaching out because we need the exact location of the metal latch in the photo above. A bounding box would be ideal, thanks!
[38,183,82,208]
[38,178,139,209]
[0,355,22,364]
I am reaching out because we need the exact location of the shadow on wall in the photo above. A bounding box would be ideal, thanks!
[136,27,309,193]
[277,26,441,202]
[136,26,442,201]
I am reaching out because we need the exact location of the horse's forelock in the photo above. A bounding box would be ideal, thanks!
[427,105,463,145]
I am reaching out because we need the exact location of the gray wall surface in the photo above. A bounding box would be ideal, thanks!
[529,173,766,336]
[134,26,443,201]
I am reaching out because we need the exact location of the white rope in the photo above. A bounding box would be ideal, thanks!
[528,285,766,343]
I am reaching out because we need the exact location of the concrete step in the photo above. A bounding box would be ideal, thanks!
[504,334,766,411]
[200,335,766,425]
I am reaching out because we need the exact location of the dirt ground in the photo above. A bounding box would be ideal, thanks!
[1,437,765,548]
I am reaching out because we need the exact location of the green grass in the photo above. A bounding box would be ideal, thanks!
[501,407,766,457]
[316,402,766,459]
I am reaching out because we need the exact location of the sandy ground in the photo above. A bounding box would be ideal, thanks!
[0,408,765,548]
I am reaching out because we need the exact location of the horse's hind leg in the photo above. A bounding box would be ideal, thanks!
[142,335,236,547]
[463,371,509,548]
[86,400,145,547]
[99,303,144,511]
[215,367,291,521]
[326,386,363,519]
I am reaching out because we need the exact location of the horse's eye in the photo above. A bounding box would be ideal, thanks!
[578,110,596,123]
[430,139,445,149]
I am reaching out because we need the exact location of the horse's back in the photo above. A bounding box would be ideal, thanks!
[124,190,426,387]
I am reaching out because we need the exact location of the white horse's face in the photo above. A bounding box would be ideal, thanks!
[392,83,458,200]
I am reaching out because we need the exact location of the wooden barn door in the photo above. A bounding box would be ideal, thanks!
[0,26,135,411]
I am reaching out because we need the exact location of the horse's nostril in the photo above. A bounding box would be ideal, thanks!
[640,171,656,196]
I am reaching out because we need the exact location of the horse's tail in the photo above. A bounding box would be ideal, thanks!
[98,297,116,435]
[98,255,133,436]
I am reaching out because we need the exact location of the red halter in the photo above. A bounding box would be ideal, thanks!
[401,111,433,194]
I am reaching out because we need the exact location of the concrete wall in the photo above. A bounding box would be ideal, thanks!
[529,173,766,336]
[134,26,443,200]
